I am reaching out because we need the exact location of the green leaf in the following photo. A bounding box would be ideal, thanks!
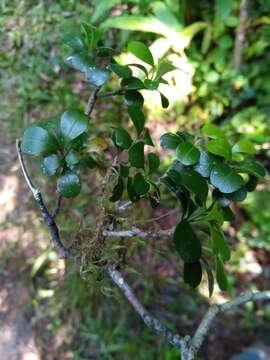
[232,139,256,155]
[245,176,258,192]
[194,150,220,178]
[60,109,89,143]
[63,33,85,51]
[39,117,62,145]
[128,106,145,134]
[176,141,200,166]
[154,60,176,81]
[133,172,150,195]
[144,79,159,90]
[109,63,132,79]
[148,153,160,174]
[127,63,148,76]
[210,226,230,262]
[128,141,145,169]
[66,52,91,73]
[226,188,247,202]
[216,257,228,291]
[160,133,182,150]
[96,46,115,58]
[120,164,129,178]
[222,206,235,222]
[184,261,202,288]
[210,163,243,194]
[207,139,232,159]
[21,126,59,156]
[159,92,169,108]
[81,22,101,50]
[236,160,266,178]
[202,123,225,139]
[143,128,154,146]
[127,176,140,202]
[41,154,60,176]
[112,127,132,150]
[65,150,80,168]
[216,0,233,20]
[212,189,231,207]
[110,176,124,202]
[121,77,144,90]
[127,41,154,66]
[205,202,224,226]
[203,259,214,296]
[85,66,109,87]
[201,25,212,55]
[91,0,120,23]
[124,90,144,108]
[172,219,201,263]
[57,171,81,198]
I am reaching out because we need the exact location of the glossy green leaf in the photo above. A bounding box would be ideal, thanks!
[127,63,148,76]
[57,171,81,198]
[66,52,91,73]
[202,123,225,139]
[127,176,140,202]
[133,172,150,195]
[143,128,154,146]
[21,126,59,156]
[159,92,169,108]
[160,133,182,150]
[128,106,145,134]
[91,0,120,22]
[121,76,144,90]
[207,139,232,159]
[210,163,243,194]
[39,118,62,145]
[226,188,247,202]
[63,33,85,51]
[210,226,230,262]
[176,141,200,165]
[203,259,214,297]
[154,60,176,81]
[236,160,266,178]
[124,90,144,108]
[172,219,201,263]
[110,176,124,202]
[232,139,256,155]
[109,63,132,79]
[85,66,109,87]
[41,154,60,176]
[60,109,89,143]
[112,127,132,150]
[65,150,80,167]
[148,153,160,174]
[128,141,145,169]
[144,79,159,90]
[127,41,154,66]
[216,257,228,291]
[184,261,202,288]
[194,150,220,178]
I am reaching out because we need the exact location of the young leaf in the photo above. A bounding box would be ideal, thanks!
[160,133,182,150]
[216,257,228,291]
[144,79,159,90]
[127,41,154,66]
[210,226,230,262]
[128,141,145,169]
[194,150,219,178]
[112,127,132,150]
[172,219,201,263]
[127,106,145,134]
[202,123,225,139]
[81,22,101,50]
[159,92,169,108]
[21,126,59,156]
[236,160,266,178]
[110,176,124,202]
[154,60,176,81]
[232,139,256,155]
[109,63,132,79]
[60,109,89,143]
[124,90,144,108]
[210,163,243,194]
[121,76,145,90]
[42,154,60,176]
[57,171,81,198]
[133,172,150,195]
[85,66,109,87]
[207,138,232,160]
[184,261,202,288]
[176,142,200,166]
[148,153,160,174]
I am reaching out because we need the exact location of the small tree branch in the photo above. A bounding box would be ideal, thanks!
[85,86,101,116]
[234,0,249,70]
[107,264,190,355]
[98,89,124,98]
[191,289,270,354]
[103,227,173,239]
[52,191,62,219]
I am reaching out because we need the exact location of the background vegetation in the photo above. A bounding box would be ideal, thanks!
[0,1,269,359]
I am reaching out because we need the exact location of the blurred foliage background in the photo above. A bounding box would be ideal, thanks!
[0,0,269,359]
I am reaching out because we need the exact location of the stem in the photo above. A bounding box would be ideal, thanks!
[103,227,173,239]
[85,86,101,116]
[98,89,124,98]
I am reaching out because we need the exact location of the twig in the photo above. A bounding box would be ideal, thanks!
[103,227,173,239]
[52,191,62,219]
[16,139,71,259]
[98,89,124,98]
[234,0,249,70]
[191,289,270,353]
[107,264,190,355]
[85,86,101,116]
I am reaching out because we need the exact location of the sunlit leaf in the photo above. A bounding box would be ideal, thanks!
[210,163,243,194]
[109,63,132,79]
[127,41,154,66]
[202,123,225,139]
[207,138,232,160]
[176,141,200,165]
[60,109,89,143]
[232,139,256,154]
[160,133,182,150]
